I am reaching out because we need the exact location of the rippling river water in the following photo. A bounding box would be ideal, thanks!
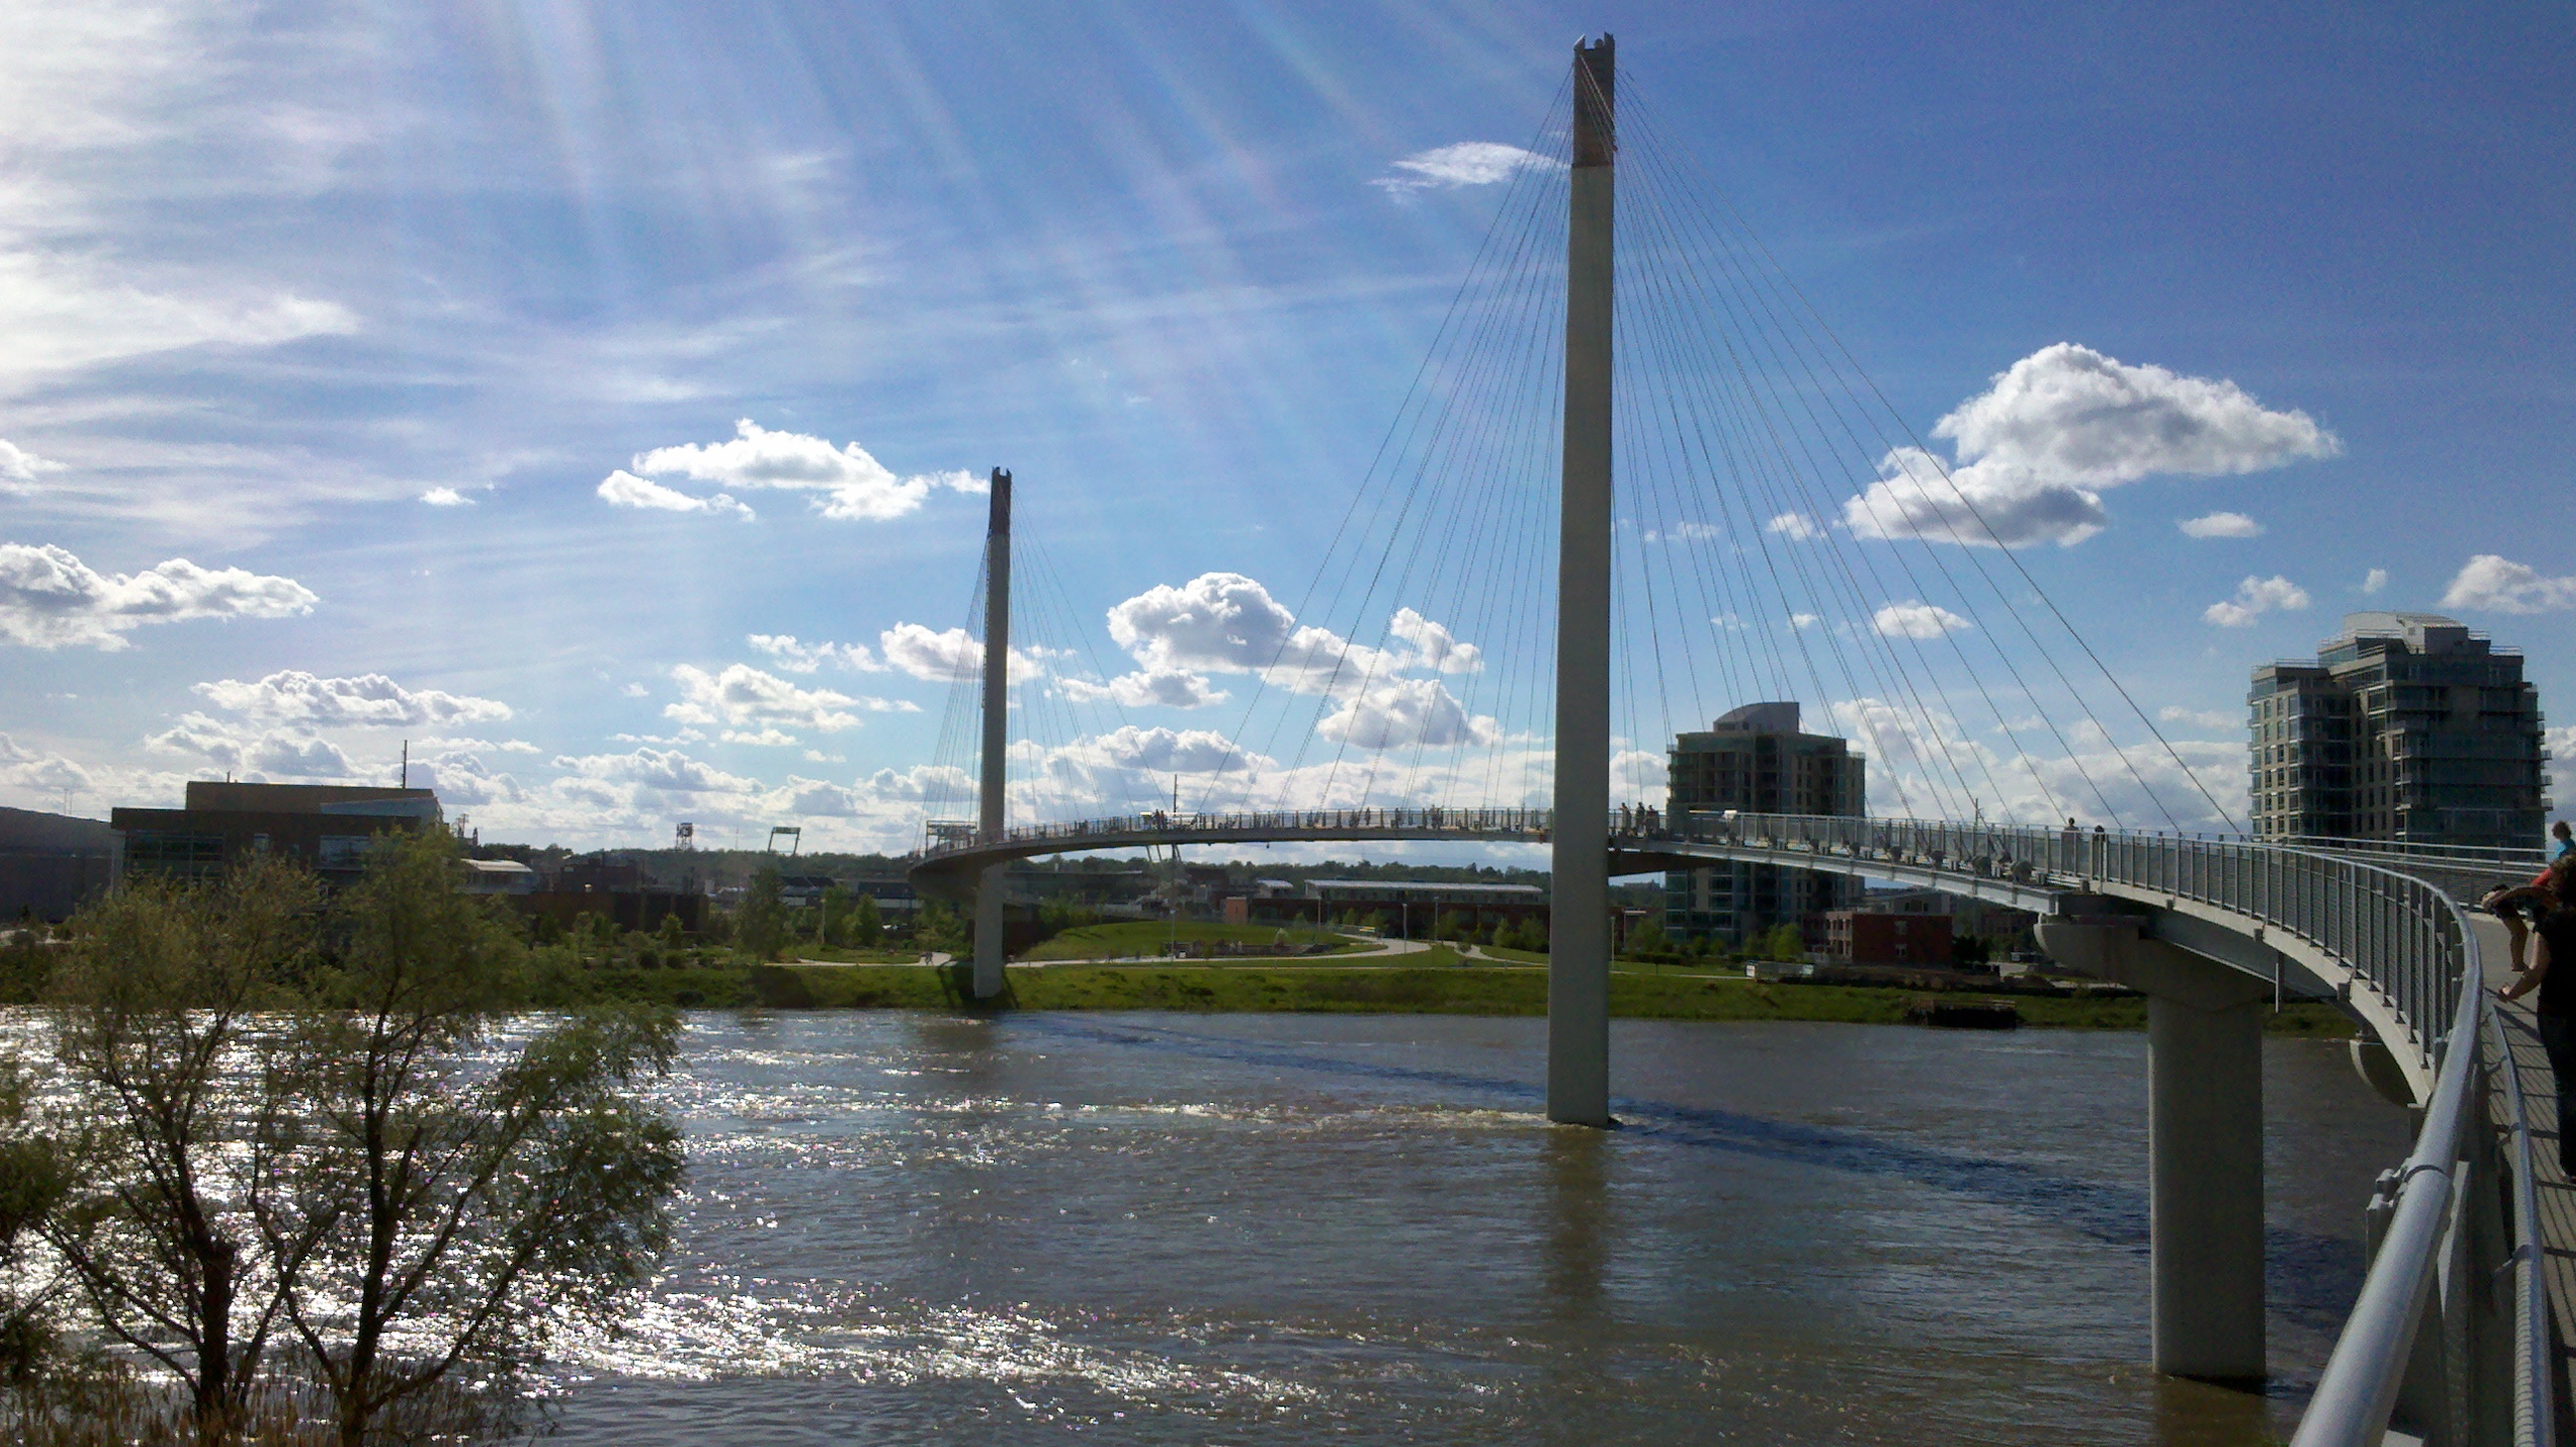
[545,1012,2408,1445]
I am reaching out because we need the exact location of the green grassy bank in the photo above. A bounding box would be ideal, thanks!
[689,961,2356,1036]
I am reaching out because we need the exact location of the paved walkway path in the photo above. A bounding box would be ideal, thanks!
[2475,913,2576,1431]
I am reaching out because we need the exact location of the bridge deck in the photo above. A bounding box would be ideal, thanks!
[2477,913,2576,1433]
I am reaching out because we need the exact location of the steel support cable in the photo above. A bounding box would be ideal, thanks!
[1617,129,1992,820]
[1473,309,1567,812]
[1623,85,2235,832]
[1189,83,1574,817]
[1622,135,2045,827]
[1300,134,1570,810]
[1617,113,2076,826]
[1238,113,1569,812]
[1366,216,1564,812]
[1618,167,1955,822]
[924,551,993,826]
[1023,539,1146,818]
[1619,154,1980,821]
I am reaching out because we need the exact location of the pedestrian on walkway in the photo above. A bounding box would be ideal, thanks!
[2498,871,2576,1173]
[2553,819,2573,862]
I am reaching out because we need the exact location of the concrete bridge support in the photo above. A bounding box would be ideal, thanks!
[2038,915,2271,1383]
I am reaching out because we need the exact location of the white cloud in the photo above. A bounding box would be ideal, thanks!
[1645,521,1723,544]
[1057,669,1229,709]
[663,663,905,734]
[621,419,978,523]
[419,486,472,507]
[1871,601,1972,639]
[2204,574,2311,627]
[0,732,93,794]
[878,621,1046,684]
[1372,142,1562,194]
[596,468,753,521]
[1317,678,1500,750]
[193,670,511,727]
[2159,706,2237,730]
[1844,344,2338,547]
[2177,511,2263,539]
[2439,555,2576,615]
[1765,512,1825,542]
[145,713,353,780]
[2362,567,2389,595]
[0,542,316,649]
[1787,612,1822,631]
[1103,572,1468,701]
[0,438,63,494]
[747,632,885,674]
[721,727,800,747]
[2550,726,2575,820]
[552,747,762,798]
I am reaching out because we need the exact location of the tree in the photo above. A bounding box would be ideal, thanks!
[40,857,320,1440]
[254,832,684,1447]
[733,865,789,961]
[852,894,883,949]
[818,884,852,947]
[1753,922,1807,962]
[0,1059,67,1382]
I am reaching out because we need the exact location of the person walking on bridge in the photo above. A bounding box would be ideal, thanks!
[2553,819,2573,862]
[2498,866,2576,1172]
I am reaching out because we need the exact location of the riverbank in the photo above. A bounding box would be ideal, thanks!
[558,959,2357,1036]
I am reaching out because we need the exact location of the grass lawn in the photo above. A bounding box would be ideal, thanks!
[1019,919,1365,962]
[712,959,2356,1035]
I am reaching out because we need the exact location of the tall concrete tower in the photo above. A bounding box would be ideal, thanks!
[1547,35,1615,1127]
[973,468,1013,1000]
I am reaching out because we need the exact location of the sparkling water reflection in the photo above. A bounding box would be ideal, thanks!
[545,1012,2407,1445]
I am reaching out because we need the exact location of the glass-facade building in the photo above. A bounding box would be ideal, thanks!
[1663,703,1865,945]
[2248,612,2547,848]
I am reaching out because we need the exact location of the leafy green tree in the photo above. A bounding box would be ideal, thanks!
[0,1059,67,1382]
[40,857,321,1441]
[1753,922,1807,962]
[654,910,687,948]
[852,894,883,949]
[733,865,788,961]
[255,831,685,1447]
[819,884,852,947]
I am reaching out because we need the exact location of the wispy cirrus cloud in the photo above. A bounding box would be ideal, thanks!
[1371,141,1561,195]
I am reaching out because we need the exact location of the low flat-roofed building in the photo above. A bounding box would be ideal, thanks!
[112,781,441,882]
[1822,909,1953,967]
[456,858,539,895]
[1226,878,1546,936]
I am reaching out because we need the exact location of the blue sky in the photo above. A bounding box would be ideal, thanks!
[3,1,2569,852]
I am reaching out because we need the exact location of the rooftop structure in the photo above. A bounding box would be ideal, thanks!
[2249,611,2547,848]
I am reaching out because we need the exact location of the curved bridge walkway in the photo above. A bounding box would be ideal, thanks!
[916,806,2559,1445]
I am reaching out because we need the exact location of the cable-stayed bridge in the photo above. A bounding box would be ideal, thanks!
[897,37,2556,1446]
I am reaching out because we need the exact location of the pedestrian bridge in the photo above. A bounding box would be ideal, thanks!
[914,808,2555,1445]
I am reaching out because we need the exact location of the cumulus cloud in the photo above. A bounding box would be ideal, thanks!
[878,622,1047,684]
[2439,555,2576,615]
[145,713,354,779]
[1871,601,1972,639]
[0,542,316,649]
[1318,678,1501,749]
[2362,567,2389,595]
[663,663,906,734]
[419,486,472,507]
[1765,512,1825,542]
[2159,706,2238,730]
[1645,520,1723,544]
[1057,669,1230,709]
[614,420,978,522]
[1103,572,1472,700]
[2177,511,2263,539]
[1372,142,1562,194]
[0,439,63,494]
[721,727,799,747]
[0,732,93,794]
[193,670,511,727]
[2204,575,2310,627]
[596,468,753,520]
[1843,344,2338,548]
[747,633,885,674]
[552,747,762,798]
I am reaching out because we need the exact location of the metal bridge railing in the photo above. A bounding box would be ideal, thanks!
[923,805,2549,1443]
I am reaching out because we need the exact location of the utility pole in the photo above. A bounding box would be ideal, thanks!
[1548,34,1615,1128]
[973,467,1013,1000]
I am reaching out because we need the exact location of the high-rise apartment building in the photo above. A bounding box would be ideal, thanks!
[1663,702,1865,944]
[2248,611,2546,848]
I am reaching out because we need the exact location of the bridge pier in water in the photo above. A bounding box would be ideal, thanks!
[1546,34,1616,1128]
[2038,915,2270,1383]
[974,468,1013,1001]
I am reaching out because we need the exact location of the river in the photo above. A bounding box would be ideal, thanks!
[544,1011,2410,1445]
